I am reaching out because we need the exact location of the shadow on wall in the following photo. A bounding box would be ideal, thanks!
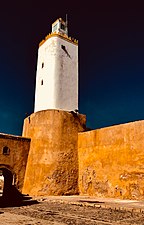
[0,168,38,207]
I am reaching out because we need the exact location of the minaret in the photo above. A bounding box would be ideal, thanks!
[22,18,86,196]
[34,18,78,112]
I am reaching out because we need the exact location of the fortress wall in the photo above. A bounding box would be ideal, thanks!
[78,120,144,199]
[0,134,30,191]
[22,110,86,196]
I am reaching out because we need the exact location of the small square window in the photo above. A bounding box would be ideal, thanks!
[3,146,10,155]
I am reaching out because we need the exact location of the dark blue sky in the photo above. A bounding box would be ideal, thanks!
[0,1,144,135]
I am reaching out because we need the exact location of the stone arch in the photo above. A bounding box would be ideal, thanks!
[0,165,15,196]
[0,164,23,206]
[0,164,16,184]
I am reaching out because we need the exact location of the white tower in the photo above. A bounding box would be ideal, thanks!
[34,17,78,113]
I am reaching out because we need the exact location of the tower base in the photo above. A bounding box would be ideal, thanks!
[22,110,86,196]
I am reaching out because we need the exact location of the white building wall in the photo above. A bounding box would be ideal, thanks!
[34,35,78,112]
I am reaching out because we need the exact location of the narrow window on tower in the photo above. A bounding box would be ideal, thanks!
[61,45,66,51]
[42,62,44,68]
[41,79,43,85]
[61,45,71,58]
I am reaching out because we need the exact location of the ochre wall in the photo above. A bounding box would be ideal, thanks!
[22,110,86,196]
[0,133,30,191]
[78,120,144,199]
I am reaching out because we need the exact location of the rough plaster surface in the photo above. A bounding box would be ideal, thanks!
[34,35,78,112]
[22,110,86,196]
[78,120,144,200]
[0,133,30,191]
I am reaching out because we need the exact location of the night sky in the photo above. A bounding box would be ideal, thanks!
[0,1,144,135]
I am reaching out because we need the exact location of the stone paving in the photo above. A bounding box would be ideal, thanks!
[0,196,144,224]
[39,195,144,211]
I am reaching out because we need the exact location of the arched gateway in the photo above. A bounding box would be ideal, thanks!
[0,133,30,198]
[0,166,14,197]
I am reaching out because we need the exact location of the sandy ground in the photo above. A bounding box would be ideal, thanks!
[0,212,60,225]
[0,196,144,224]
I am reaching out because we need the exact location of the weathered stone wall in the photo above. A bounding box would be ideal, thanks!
[22,110,86,196]
[0,133,30,191]
[78,120,144,199]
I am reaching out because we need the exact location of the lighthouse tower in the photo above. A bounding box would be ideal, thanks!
[34,18,78,112]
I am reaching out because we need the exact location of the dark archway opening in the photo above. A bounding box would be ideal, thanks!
[0,167,38,207]
[0,168,23,206]
[2,168,13,196]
